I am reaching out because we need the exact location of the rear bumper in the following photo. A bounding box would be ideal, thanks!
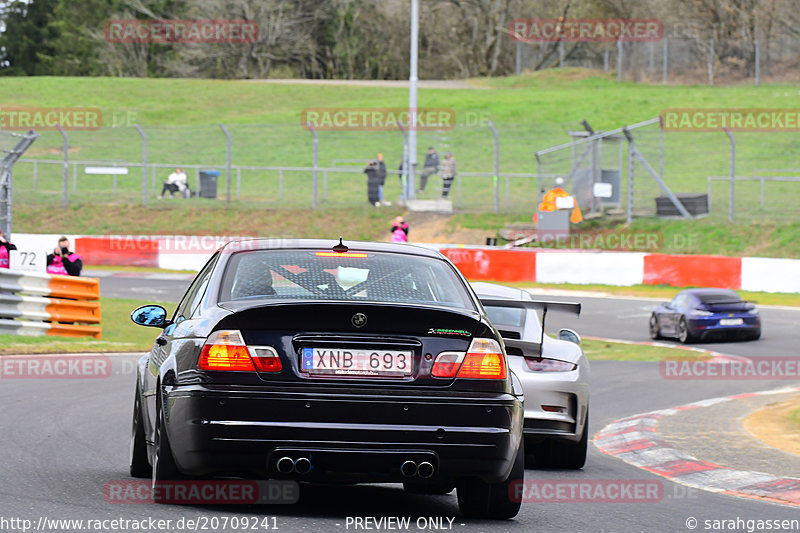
[688,320,760,340]
[162,385,523,484]
[508,357,589,443]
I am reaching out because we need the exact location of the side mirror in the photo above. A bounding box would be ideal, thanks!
[131,305,169,328]
[558,328,581,345]
[663,302,672,309]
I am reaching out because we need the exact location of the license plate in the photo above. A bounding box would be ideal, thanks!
[301,347,413,376]
[719,318,743,326]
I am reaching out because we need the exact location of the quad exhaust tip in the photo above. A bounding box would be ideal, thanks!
[276,456,295,474]
[400,460,418,477]
[417,461,434,479]
[294,457,312,474]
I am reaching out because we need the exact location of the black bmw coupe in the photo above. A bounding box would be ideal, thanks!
[129,238,524,519]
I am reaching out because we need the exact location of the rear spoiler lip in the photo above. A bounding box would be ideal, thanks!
[479,299,581,317]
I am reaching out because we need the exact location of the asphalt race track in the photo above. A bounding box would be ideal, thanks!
[0,276,798,533]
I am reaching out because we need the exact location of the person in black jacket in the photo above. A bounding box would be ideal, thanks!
[376,153,390,206]
[364,161,381,206]
[417,146,440,193]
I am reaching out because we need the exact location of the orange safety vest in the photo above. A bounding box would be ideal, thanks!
[536,187,583,224]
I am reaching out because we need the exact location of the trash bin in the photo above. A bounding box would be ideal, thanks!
[198,170,221,199]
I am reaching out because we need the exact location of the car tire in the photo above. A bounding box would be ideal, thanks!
[649,315,662,340]
[677,317,694,344]
[129,380,151,478]
[457,439,523,519]
[403,482,455,495]
[527,409,589,470]
[152,392,181,503]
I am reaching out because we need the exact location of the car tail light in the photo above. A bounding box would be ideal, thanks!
[431,351,465,378]
[249,346,282,372]
[456,338,506,380]
[198,330,282,372]
[524,357,577,372]
[690,309,713,317]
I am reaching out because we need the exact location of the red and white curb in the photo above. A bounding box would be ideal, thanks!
[594,386,800,507]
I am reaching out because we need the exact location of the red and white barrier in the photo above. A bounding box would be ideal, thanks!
[11,234,800,294]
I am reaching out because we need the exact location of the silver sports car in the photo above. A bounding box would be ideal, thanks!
[472,282,590,469]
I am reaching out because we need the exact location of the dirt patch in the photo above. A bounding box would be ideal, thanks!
[405,213,491,245]
[742,395,800,457]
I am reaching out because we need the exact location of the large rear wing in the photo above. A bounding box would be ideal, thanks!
[478,299,581,316]
[479,298,581,357]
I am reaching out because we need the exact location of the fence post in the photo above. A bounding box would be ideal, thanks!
[617,38,623,81]
[134,125,147,206]
[488,121,500,213]
[754,38,760,86]
[662,34,668,83]
[604,49,609,71]
[57,125,68,208]
[723,127,735,222]
[237,167,241,199]
[708,38,715,86]
[306,122,318,209]
[625,128,634,224]
[219,124,232,205]
[399,122,409,200]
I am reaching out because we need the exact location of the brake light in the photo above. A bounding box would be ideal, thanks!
[250,346,282,372]
[315,251,368,258]
[197,330,282,372]
[456,338,506,380]
[525,357,577,372]
[431,351,465,378]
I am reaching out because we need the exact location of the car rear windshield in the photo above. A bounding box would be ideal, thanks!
[219,249,475,310]
[696,290,742,304]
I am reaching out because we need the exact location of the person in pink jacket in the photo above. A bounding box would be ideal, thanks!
[46,236,82,276]
[0,228,16,269]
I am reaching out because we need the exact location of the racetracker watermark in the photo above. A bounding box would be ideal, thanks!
[104,480,299,505]
[104,19,259,43]
[536,231,663,251]
[509,18,663,42]
[661,358,800,380]
[511,479,663,503]
[662,109,800,132]
[0,106,101,131]
[301,107,455,131]
[0,356,111,379]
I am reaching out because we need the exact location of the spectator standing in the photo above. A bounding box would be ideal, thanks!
[159,167,189,199]
[0,228,17,269]
[364,161,381,206]
[441,151,457,198]
[46,236,82,276]
[376,153,390,206]
[391,216,409,243]
[417,147,439,193]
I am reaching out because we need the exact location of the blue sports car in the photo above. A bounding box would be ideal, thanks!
[649,288,761,343]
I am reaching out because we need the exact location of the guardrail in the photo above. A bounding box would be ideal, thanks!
[0,269,102,338]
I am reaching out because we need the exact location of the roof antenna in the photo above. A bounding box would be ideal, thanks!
[333,237,348,254]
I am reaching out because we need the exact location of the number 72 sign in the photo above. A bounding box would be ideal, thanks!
[9,250,47,273]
